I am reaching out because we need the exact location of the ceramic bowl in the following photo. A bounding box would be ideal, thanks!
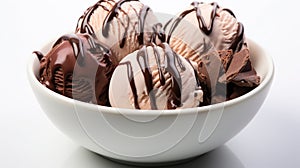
[27,38,274,165]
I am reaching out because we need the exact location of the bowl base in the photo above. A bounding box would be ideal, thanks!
[102,155,199,167]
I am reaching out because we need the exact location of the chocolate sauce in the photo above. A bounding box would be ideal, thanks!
[192,1,218,35]
[78,0,153,49]
[78,5,97,37]
[103,0,135,36]
[138,5,151,45]
[103,0,154,48]
[152,23,166,44]
[222,8,236,18]
[53,34,85,66]
[229,23,244,52]
[152,45,165,85]
[166,2,219,43]
[136,46,157,109]
[160,43,185,108]
[34,33,114,105]
[33,51,44,61]
[125,43,185,109]
[165,2,245,52]
[78,0,115,36]
[119,61,140,109]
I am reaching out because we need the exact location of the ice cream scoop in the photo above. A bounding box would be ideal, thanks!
[164,2,260,105]
[34,33,115,106]
[164,1,246,55]
[109,43,203,110]
[76,0,159,64]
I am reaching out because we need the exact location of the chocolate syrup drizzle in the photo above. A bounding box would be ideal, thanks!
[136,46,157,109]
[151,23,166,43]
[229,23,244,52]
[119,61,140,109]
[161,43,185,109]
[53,34,86,66]
[123,43,185,109]
[165,1,245,52]
[137,5,151,45]
[77,0,152,48]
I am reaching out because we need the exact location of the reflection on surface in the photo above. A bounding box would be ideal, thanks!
[168,146,244,168]
[62,145,244,168]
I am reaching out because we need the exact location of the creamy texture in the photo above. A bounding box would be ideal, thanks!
[33,0,261,109]
[164,2,260,105]
[164,2,246,54]
[109,43,203,110]
[76,0,159,64]
[34,33,115,105]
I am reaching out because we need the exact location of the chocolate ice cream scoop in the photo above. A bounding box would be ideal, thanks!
[34,33,115,105]
[76,0,159,64]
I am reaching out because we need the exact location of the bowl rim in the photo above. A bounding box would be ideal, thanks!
[27,39,274,116]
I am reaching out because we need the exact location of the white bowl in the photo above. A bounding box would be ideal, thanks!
[27,39,274,165]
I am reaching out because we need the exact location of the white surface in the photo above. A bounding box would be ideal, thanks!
[0,0,299,167]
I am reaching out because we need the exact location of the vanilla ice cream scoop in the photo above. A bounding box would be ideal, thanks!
[164,1,246,55]
[76,0,159,64]
[109,43,203,110]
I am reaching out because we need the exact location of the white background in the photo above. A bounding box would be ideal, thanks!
[1,0,300,167]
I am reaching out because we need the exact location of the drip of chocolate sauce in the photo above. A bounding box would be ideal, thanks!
[165,2,245,52]
[136,46,157,109]
[222,8,236,18]
[79,5,98,37]
[138,5,151,45]
[192,2,218,35]
[78,0,152,48]
[33,51,44,61]
[125,44,185,109]
[119,61,140,109]
[102,0,153,48]
[165,2,219,43]
[78,0,115,36]
[102,0,138,37]
[161,43,185,109]
[152,23,166,44]
[229,23,244,52]
[152,45,165,85]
